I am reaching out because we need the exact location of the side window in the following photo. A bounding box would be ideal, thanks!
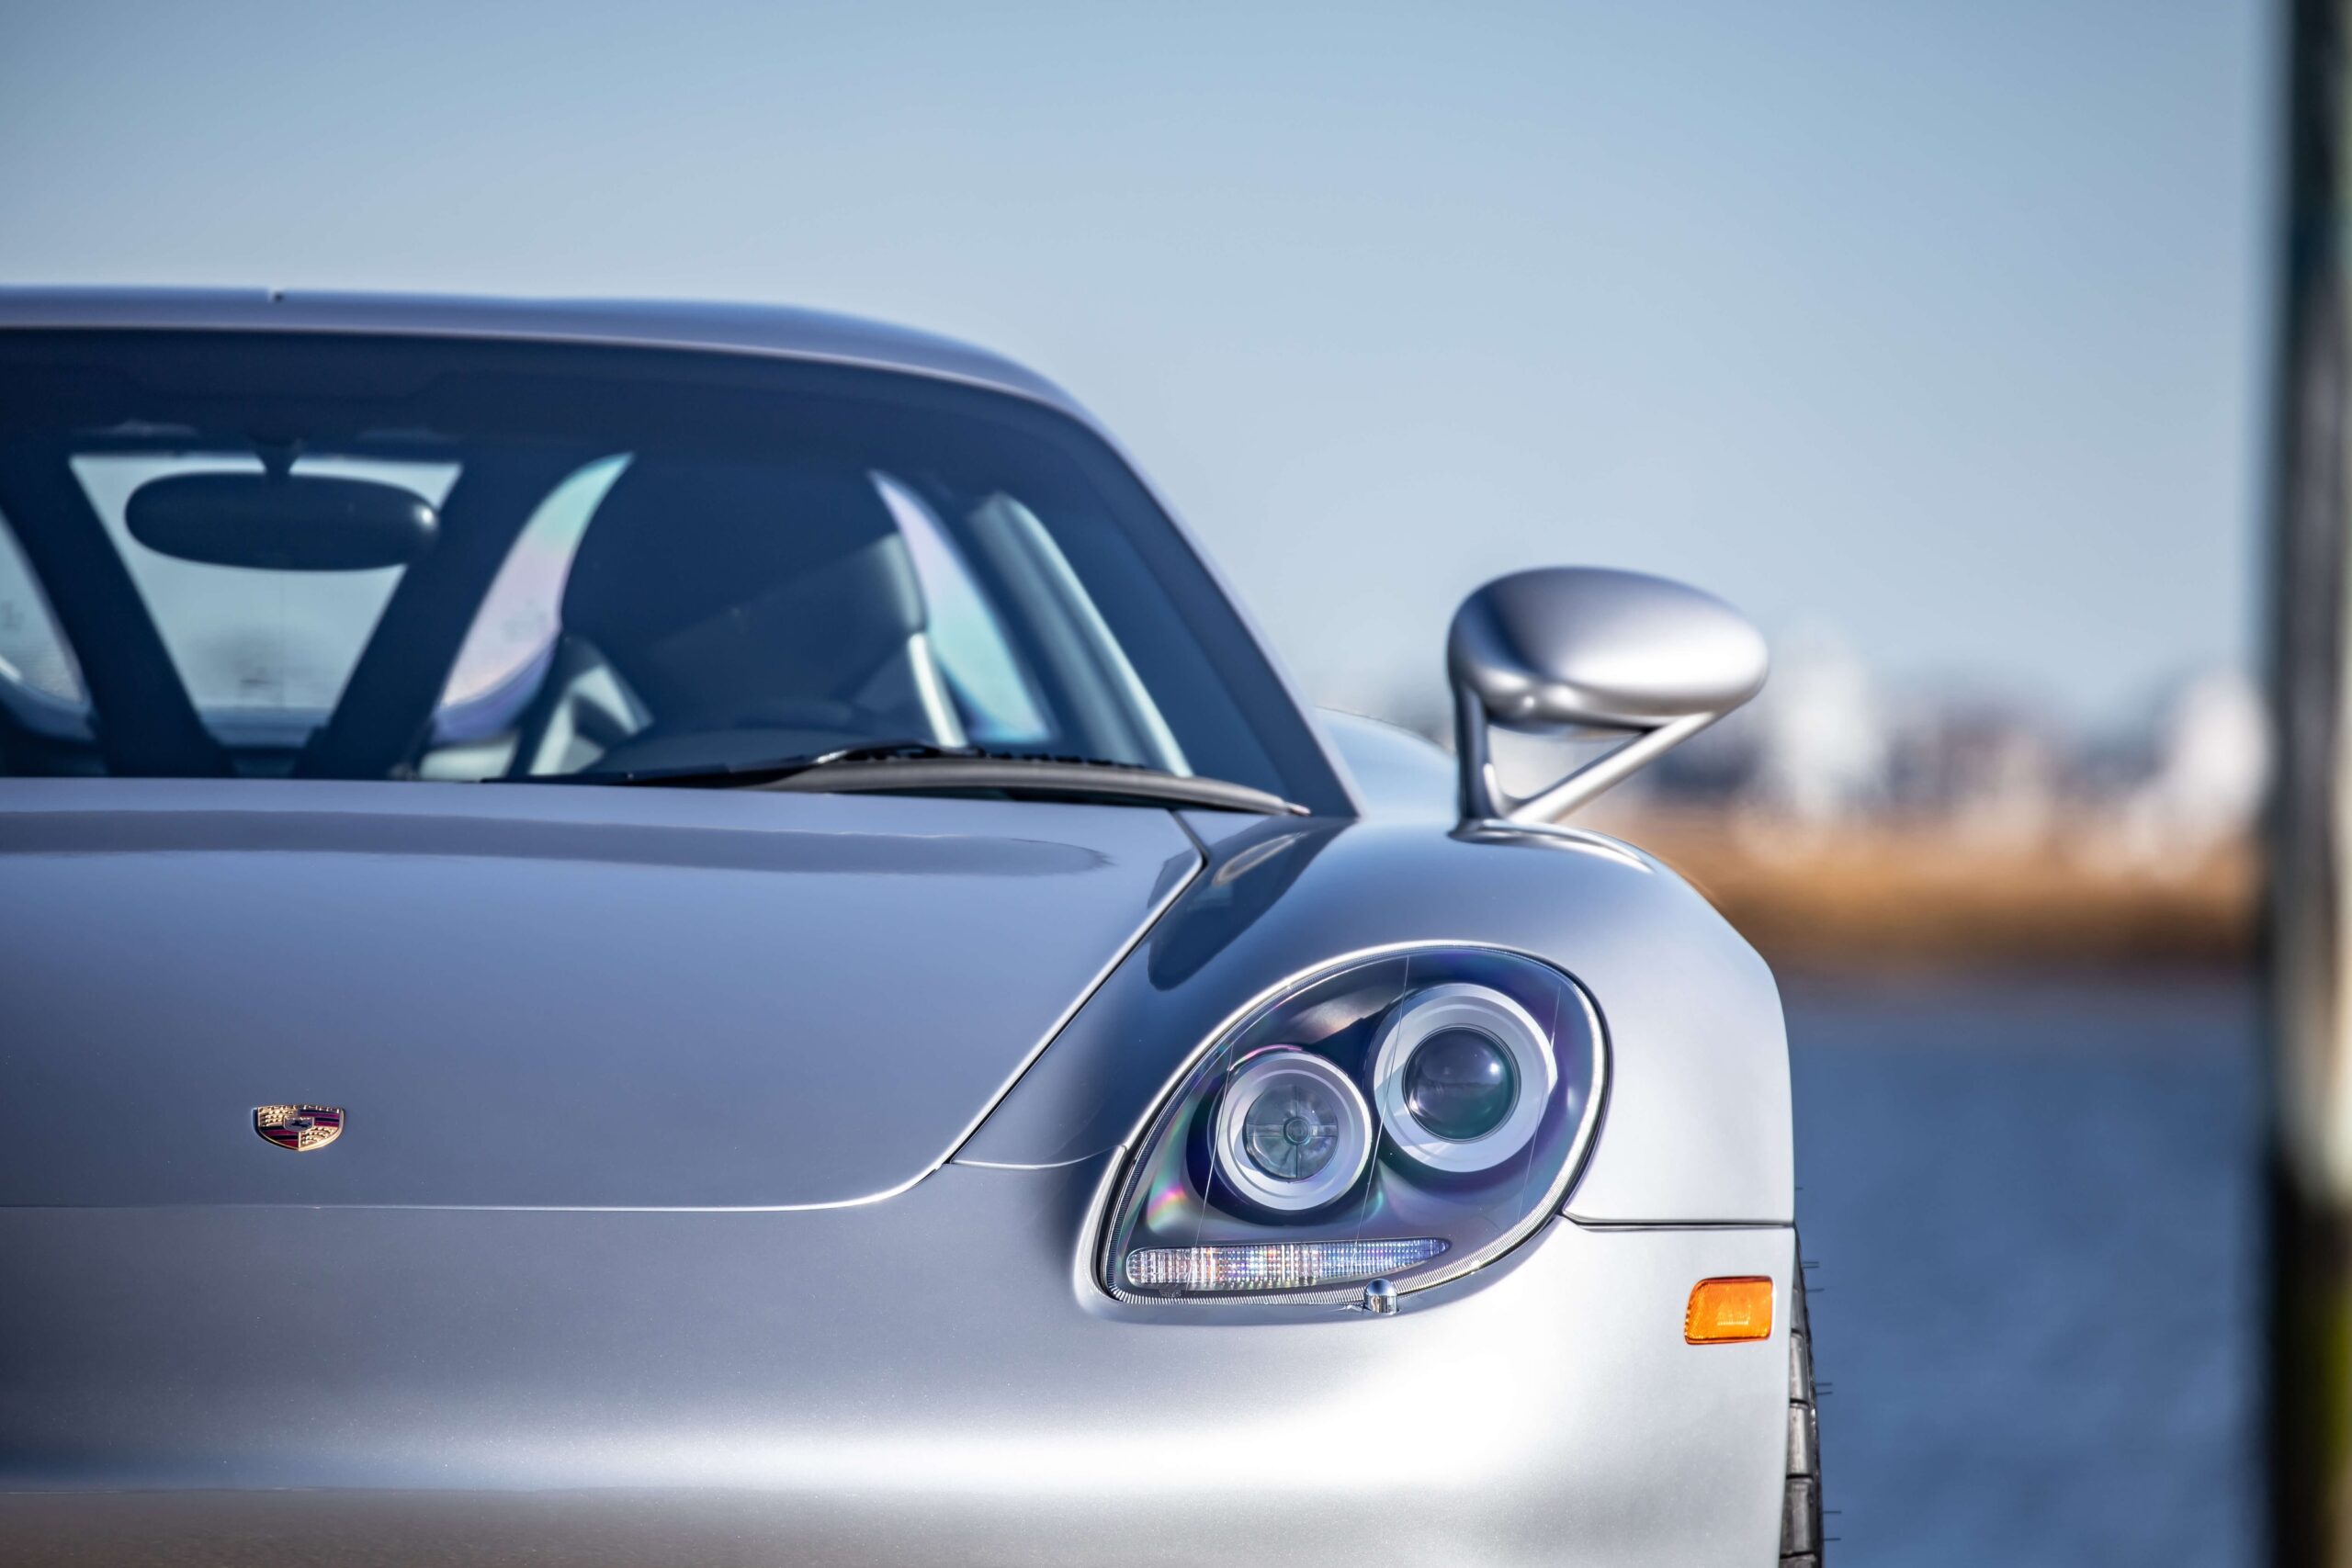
[960,491,1188,773]
[0,510,85,707]
[872,471,1050,744]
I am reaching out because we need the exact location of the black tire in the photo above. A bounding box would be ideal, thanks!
[1781,1235,1824,1563]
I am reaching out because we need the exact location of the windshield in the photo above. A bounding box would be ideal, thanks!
[0,331,1340,807]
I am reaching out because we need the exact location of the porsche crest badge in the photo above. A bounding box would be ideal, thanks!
[254,1104,345,1152]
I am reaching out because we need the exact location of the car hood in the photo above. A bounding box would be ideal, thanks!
[0,781,1200,1209]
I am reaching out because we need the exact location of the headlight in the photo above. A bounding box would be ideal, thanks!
[1098,945,1605,1304]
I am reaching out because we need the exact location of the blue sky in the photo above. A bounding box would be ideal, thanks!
[0,0,2265,726]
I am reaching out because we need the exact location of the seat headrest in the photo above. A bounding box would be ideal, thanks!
[558,457,927,722]
[561,457,905,650]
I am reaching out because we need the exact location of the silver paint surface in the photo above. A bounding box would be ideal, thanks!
[0,287,1081,415]
[1447,567,1770,732]
[1317,708,1457,822]
[0,1160,1792,1566]
[0,779,1195,1208]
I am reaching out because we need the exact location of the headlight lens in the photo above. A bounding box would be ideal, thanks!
[1099,947,1605,1304]
[1404,1028,1518,1140]
[1370,982,1556,1173]
[1216,1048,1373,1212]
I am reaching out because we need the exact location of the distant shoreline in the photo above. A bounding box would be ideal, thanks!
[1594,806,2254,975]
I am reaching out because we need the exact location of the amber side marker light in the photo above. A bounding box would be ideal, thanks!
[1684,1277,1774,1344]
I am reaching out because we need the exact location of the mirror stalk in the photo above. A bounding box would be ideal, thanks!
[1454,693,1723,826]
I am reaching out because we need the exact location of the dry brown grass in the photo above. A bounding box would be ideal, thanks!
[1588,805,2256,974]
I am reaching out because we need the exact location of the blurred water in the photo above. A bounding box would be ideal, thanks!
[1787,971,2260,1565]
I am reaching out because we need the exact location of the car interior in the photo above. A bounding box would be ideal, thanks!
[0,338,1202,785]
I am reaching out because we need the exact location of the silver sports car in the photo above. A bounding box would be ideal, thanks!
[0,290,1815,1566]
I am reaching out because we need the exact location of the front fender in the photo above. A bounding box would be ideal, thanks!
[956,813,1791,1228]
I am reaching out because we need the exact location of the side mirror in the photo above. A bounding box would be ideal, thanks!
[1448,567,1769,825]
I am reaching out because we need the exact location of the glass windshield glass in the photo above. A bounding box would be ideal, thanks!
[0,332,1338,807]
[70,452,458,717]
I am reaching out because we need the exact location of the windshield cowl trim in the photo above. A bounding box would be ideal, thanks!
[753,756,1306,816]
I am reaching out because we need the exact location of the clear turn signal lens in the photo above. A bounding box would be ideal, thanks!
[1124,1238,1447,1292]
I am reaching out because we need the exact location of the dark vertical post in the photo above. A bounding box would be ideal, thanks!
[2271,2,2352,1561]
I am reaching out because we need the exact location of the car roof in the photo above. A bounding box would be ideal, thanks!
[0,287,1089,423]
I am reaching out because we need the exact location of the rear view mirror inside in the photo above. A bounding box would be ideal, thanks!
[127,472,436,570]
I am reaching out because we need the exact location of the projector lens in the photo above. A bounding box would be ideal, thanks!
[1370,982,1560,1173]
[1239,1075,1346,1180]
[1213,1049,1371,1213]
[1405,1027,1520,1141]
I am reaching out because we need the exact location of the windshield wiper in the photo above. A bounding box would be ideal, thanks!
[518,742,1308,816]
[536,740,978,788]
